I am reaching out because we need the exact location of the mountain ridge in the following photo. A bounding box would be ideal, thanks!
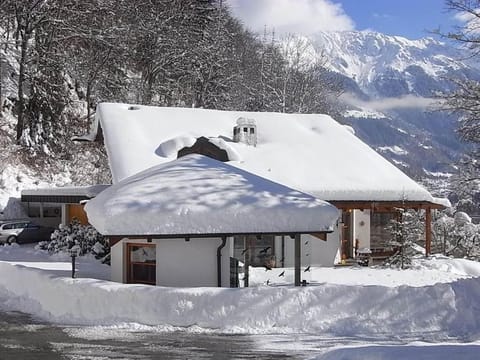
[297,30,475,185]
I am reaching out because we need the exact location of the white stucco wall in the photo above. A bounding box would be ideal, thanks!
[155,237,233,287]
[353,209,370,252]
[278,223,340,268]
[110,240,125,283]
[311,224,341,267]
[110,237,234,287]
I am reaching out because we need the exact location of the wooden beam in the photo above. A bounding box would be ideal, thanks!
[294,234,301,286]
[425,207,432,257]
[108,236,124,247]
[330,201,446,211]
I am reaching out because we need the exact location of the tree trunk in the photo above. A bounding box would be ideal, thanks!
[16,33,29,142]
[86,83,92,131]
[0,53,3,111]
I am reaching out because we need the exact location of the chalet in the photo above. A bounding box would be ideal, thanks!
[88,103,447,268]
[22,102,449,287]
[84,154,339,287]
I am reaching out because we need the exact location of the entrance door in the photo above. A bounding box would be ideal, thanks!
[126,243,156,285]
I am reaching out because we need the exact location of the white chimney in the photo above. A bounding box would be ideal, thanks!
[233,117,257,146]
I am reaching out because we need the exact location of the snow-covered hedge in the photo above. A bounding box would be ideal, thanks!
[37,219,110,263]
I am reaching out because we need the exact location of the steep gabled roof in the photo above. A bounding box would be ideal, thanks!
[95,103,446,205]
[84,154,339,236]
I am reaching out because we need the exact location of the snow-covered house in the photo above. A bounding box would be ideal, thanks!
[88,103,447,266]
[85,154,339,287]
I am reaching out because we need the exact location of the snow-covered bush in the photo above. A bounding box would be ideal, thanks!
[433,211,480,260]
[37,219,110,263]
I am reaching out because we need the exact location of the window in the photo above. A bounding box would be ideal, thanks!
[234,235,275,267]
[250,128,255,134]
[371,212,397,249]
[27,204,41,218]
[127,243,156,285]
[43,206,61,218]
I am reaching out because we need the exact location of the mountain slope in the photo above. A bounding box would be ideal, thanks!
[307,31,476,183]
[312,31,478,97]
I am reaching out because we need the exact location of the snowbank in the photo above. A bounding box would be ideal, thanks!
[0,254,479,338]
[315,343,480,360]
[248,256,480,287]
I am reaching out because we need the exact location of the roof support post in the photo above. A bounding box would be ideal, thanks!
[243,236,250,287]
[294,234,301,286]
[425,207,432,257]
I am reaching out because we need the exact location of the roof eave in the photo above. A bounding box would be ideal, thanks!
[105,230,334,246]
[330,200,448,210]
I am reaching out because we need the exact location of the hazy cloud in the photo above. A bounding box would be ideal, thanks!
[341,93,437,111]
[226,0,355,35]
[372,13,393,20]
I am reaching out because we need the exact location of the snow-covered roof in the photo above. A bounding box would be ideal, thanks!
[22,185,110,198]
[95,103,445,205]
[84,154,340,236]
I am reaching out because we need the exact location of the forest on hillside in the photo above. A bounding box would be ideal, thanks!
[0,0,342,165]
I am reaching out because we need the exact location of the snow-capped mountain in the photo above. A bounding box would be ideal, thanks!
[307,31,478,184]
[312,31,477,97]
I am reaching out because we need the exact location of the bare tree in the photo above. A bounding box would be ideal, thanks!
[436,1,480,158]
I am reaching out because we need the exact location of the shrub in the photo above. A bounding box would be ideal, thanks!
[37,218,110,263]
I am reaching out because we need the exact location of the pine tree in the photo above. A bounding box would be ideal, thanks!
[385,209,424,269]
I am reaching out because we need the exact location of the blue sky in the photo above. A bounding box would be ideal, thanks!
[227,0,461,39]
[339,0,459,38]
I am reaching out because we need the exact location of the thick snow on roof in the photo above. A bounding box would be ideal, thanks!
[22,185,109,198]
[84,154,339,236]
[96,103,443,204]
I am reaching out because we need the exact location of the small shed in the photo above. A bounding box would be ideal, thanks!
[85,155,339,287]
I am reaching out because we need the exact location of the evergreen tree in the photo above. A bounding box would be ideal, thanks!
[385,209,424,269]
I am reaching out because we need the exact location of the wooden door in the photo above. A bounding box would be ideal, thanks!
[126,243,156,285]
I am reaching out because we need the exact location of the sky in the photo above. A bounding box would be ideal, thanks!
[226,0,462,39]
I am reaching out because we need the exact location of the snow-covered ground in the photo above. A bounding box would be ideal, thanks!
[0,244,479,359]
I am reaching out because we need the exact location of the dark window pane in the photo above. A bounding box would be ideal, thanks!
[128,244,156,285]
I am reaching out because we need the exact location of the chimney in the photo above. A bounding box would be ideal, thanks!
[233,117,257,146]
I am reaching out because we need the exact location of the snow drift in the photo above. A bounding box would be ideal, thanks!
[0,260,479,339]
